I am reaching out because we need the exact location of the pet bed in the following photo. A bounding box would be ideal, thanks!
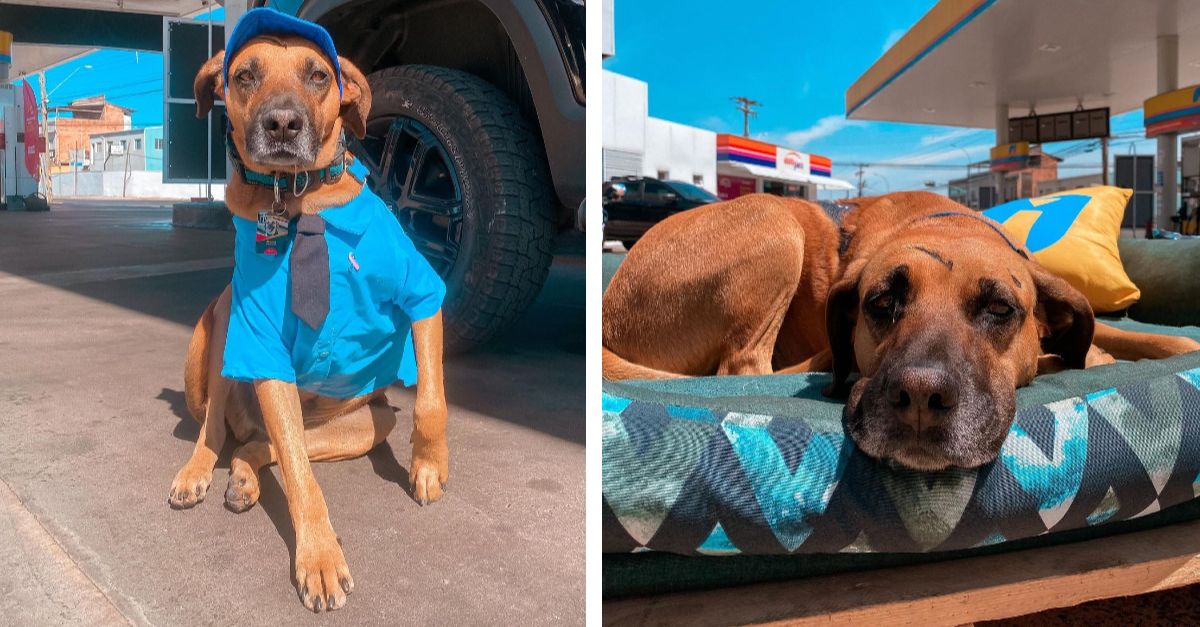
[602,245,1200,599]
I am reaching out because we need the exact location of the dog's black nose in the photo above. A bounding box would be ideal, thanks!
[262,108,304,142]
[885,366,958,432]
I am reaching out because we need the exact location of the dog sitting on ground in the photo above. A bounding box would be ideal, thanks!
[603,192,1200,471]
[166,9,449,613]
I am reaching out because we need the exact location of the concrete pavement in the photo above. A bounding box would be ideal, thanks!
[0,201,584,625]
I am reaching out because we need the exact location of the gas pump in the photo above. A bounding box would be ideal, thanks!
[1181,137,1200,235]
[0,31,41,209]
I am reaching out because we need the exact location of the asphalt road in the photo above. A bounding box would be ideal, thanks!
[0,201,584,625]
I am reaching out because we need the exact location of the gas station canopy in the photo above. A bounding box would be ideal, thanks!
[2,0,211,75]
[846,0,1200,127]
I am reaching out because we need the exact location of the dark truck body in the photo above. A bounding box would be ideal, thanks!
[295,0,585,216]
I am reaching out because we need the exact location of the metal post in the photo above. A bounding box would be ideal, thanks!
[38,71,51,203]
[1101,136,1109,186]
[993,104,1008,206]
[224,1,249,196]
[1157,34,1179,230]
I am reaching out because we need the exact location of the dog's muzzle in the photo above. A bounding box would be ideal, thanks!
[845,355,1013,471]
[247,94,319,166]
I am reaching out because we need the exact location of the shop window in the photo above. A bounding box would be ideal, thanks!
[763,180,807,199]
[155,138,163,150]
[135,139,142,150]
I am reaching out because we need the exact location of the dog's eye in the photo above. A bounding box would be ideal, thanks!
[870,294,895,311]
[235,70,254,84]
[986,300,1014,317]
[311,70,329,82]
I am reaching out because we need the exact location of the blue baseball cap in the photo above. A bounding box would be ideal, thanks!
[223,7,343,99]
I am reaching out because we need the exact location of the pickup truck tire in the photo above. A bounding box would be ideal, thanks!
[366,65,555,353]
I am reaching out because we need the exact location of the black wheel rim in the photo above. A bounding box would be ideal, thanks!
[354,116,463,276]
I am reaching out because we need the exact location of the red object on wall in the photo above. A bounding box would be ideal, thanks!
[717,175,756,200]
[23,82,40,181]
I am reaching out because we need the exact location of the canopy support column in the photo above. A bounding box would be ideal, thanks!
[993,104,1008,206]
[1157,34,1179,231]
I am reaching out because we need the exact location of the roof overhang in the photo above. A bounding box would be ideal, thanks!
[2,1,213,76]
[846,0,1200,128]
[718,161,855,191]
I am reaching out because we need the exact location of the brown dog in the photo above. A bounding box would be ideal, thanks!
[167,35,449,612]
[603,192,1200,470]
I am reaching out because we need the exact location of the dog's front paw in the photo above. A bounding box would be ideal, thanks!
[410,435,449,506]
[224,468,261,513]
[294,530,353,613]
[168,465,212,509]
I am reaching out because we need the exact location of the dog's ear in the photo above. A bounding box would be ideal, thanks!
[338,56,372,139]
[1030,263,1094,369]
[824,259,865,398]
[194,51,225,118]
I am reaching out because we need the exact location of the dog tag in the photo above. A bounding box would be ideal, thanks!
[256,211,291,255]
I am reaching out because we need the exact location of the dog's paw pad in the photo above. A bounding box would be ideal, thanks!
[410,461,445,506]
[223,472,260,513]
[295,541,353,613]
[168,468,211,510]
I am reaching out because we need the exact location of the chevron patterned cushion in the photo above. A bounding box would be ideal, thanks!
[603,322,1200,556]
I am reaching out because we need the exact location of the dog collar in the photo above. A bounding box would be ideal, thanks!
[236,158,349,191]
[225,122,350,192]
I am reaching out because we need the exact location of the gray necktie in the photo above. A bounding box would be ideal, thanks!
[291,214,329,329]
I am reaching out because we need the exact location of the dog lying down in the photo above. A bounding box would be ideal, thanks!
[602,192,1200,471]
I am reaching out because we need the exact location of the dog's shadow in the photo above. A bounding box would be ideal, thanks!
[158,388,417,559]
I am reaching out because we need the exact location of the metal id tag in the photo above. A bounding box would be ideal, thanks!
[256,210,291,255]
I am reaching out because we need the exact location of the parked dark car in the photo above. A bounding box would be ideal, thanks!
[603,177,719,249]
[290,0,585,352]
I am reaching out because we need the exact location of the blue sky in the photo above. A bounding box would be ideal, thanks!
[10,7,226,128]
[603,0,1154,196]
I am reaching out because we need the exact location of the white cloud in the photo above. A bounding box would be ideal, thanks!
[918,127,980,147]
[695,115,731,133]
[779,115,856,148]
[882,29,905,54]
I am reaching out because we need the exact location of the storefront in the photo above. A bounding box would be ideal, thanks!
[715,134,850,200]
[602,69,852,197]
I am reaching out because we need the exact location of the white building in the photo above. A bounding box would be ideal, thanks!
[602,70,852,199]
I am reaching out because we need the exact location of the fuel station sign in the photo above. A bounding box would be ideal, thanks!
[1144,85,1200,138]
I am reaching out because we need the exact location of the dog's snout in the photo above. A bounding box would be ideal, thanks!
[262,108,304,141]
[885,366,958,431]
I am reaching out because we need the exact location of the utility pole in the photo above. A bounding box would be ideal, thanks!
[731,96,761,137]
[38,71,51,202]
[855,163,865,197]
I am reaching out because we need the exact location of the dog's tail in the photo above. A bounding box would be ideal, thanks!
[602,346,684,381]
[184,295,219,423]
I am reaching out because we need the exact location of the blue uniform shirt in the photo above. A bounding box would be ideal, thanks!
[222,178,446,398]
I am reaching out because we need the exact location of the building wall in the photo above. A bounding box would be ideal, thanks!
[642,118,716,191]
[143,126,164,172]
[50,170,224,200]
[602,70,647,181]
[91,128,160,173]
[48,103,131,169]
[1037,172,1103,195]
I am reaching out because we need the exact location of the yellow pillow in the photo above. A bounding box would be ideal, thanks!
[982,186,1140,313]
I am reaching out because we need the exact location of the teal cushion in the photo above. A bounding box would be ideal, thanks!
[603,250,1200,597]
